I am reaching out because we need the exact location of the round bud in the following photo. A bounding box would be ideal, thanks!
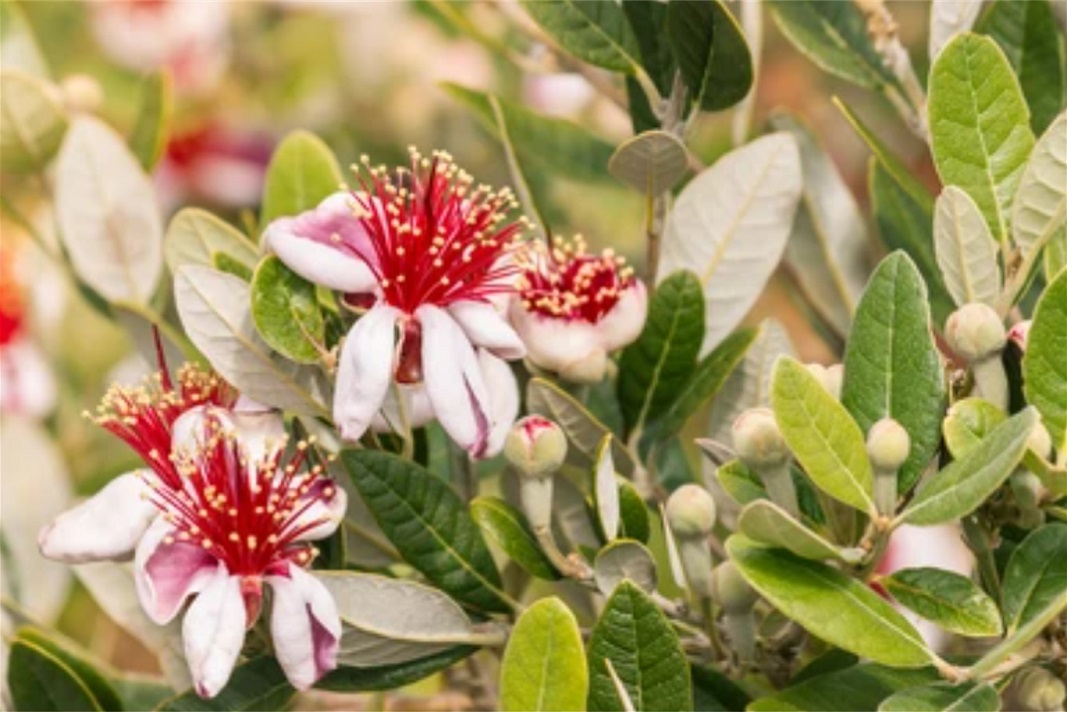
[805,363,843,400]
[711,561,758,613]
[503,416,568,479]
[732,408,789,468]
[866,418,911,472]
[665,484,717,538]
[60,74,103,114]
[1015,667,1066,712]
[945,303,1007,363]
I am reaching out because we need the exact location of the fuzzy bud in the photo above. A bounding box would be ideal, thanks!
[60,74,103,114]
[945,303,1007,363]
[1015,667,1066,712]
[665,485,717,538]
[732,408,789,469]
[867,418,911,472]
[806,363,843,400]
[711,561,758,613]
[504,416,568,479]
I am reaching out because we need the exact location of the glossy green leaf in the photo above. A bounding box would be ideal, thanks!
[7,639,104,712]
[0,70,66,173]
[156,657,293,711]
[608,130,689,195]
[772,356,875,513]
[470,496,560,580]
[1023,267,1067,454]
[621,0,674,94]
[738,500,860,563]
[1001,523,1067,634]
[341,449,509,612]
[942,398,1006,458]
[501,598,588,712]
[1012,112,1066,264]
[618,481,650,543]
[112,677,174,711]
[317,647,475,693]
[667,0,753,111]
[129,71,171,172]
[899,408,1036,526]
[978,0,1066,133]
[587,581,692,712]
[878,681,999,712]
[521,0,641,73]
[690,665,751,712]
[13,628,122,712]
[769,1,899,90]
[164,208,259,276]
[716,459,766,506]
[618,270,704,436]
[842,252,946,493]
[928,32,1035,242]
[749,662,939,711]
[259,129,343,228]
[934,186,1001,307]
[250,255,324,364]
[727,536,933,667]
[882,568,1002,637]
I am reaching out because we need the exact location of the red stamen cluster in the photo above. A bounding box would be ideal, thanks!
[0,246,25,347]
[90,364,235,487]
[347,148,528,313]
[517,235,636,324]
[144,421,336,578]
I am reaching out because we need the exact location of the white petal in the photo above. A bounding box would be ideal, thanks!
[230,407,286,464]
[596,281,648,352]
[171,405,230,454]
[183,570,246,699]
[448,301,526,360]
[370,383,435,432]
[418,305,491,457]
[334,304,401,441]
[507,300,603,377]
[134,517,221,624]
[37,472,157,564]
[478,351,519,458]
[267,564,341,690]
[289,483,347,543]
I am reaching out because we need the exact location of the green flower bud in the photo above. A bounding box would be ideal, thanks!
[732,408,789,469]
[504,416,568,479]
[867,418,911,472]
[665,484,717,538]
[711,561,758,613]
[945,303,1007,363]
[1015,667,1066,712]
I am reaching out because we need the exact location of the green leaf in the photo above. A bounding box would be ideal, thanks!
[0,69,66,173]
[621,0,673,94]
[738,500,860,563]
[934,186,1001,307]
[1001,523,1067,634]
[727,536,933,667]
[520,0,641,74]
[156,657,294,711]
[942,398,1005,458]
[259,129,343,229]
[587,581,692,712]
[7,639,104,712]
[882,568,1003,637]
[928,32,1035,242]
[129,71,171,172]
[715,459,767,506]
[899,408,1037,526]
[841,252,946,493]
[164,208,259,277]
[768,1,899,90]
[13,628,122,712]
[690,666,751,712]
[608,130,690,195]
[618,481,650,543]
[317,647,475,693]
[1023,267,1067,454]
[1012,111,1066,265]
[340,449,509,612]
[617,270,704,437]
[749,662,939,711]
[772,356,875,513]
[250,255,324,364]
[112,677,174,711]
[868,161,955,326]
[501,598,588,712]
[667,0,753,111]
[470,496,560,580]
[879,681,999,712]
[977,0,1066,133]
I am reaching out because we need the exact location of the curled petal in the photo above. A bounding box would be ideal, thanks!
[134,517,221,624]
[183,570,246,698]
[478,351,519,458]
[419,305,491,457]
[289,483,347,543]
[334,304,401,442]
[507,300,604,380]
[596,281,648,352]
[38,472,157,564]
[266,564,341,690]
[448,301,526,360]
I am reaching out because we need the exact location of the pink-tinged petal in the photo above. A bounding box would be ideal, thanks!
[478,351,519,458]
[596,281,648,352]
[134,517,222,624]
[448,301,526,360]
[334,303,401,441]
[182,569,246,699]
[38,472,157,564]
[289,483,347,543]
[371,383,435,433]
[266,564,340,690]
[507,299,603,377]
[418,305,491,457]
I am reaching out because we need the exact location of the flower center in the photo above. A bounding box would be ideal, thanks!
[517,235,636,324]
[145,423,337,578]
[349,148,528,314]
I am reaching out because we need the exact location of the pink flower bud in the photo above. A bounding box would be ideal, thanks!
[503,415,568,479]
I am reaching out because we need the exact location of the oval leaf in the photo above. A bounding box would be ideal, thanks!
[594,539,658,594]
[259,129,343,228]
[879,681,999,712]
[659,132,802,353]
[164,208,259,277]
[0,69,66,173]
[470,496,560,580]
[1001,523,1067,634]
[667,0,753,111]
[738,500,859,563]
[6,640,104,712]
[749,662,938,712]
[882,567,1002,637]
[608,130,689,195]
[129,70,171,172]
[520,0,641,74]
[501,598,588,712]
[595,436,621,542]
[1023,262,1067,455]
[55,116,163,304]
[934,186,1001,307]
[942,397,1005,459]
[156,657,294,712]
[317,647,475,694]
[1012,111,1066,263]
[250,255,324,364]
[727,536,933,667]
